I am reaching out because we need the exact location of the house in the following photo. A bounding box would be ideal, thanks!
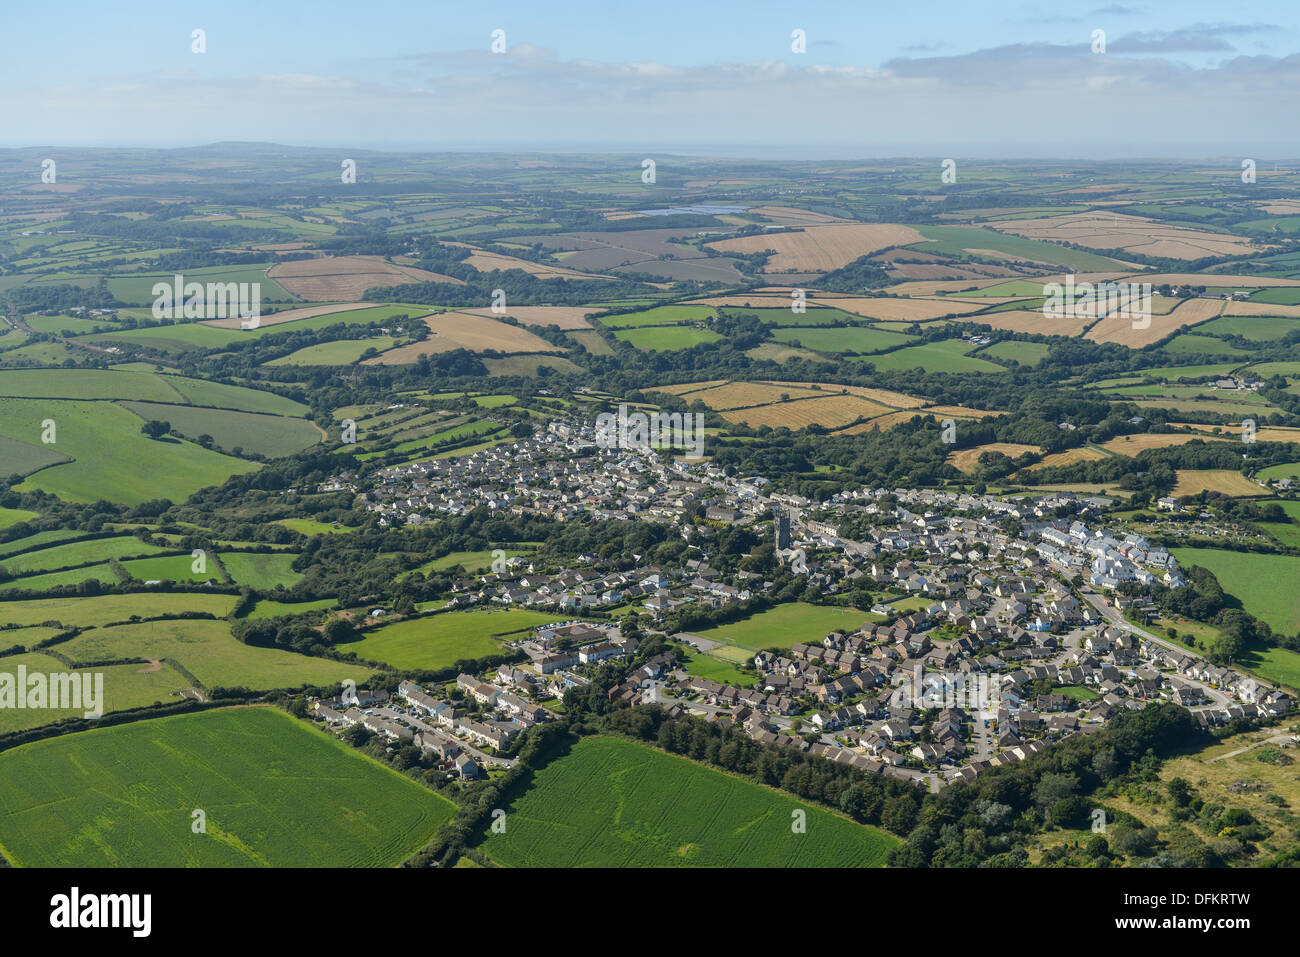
[456,674,502,706]
[454,753,481,780]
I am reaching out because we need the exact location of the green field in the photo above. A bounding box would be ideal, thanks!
[1249,287,1300,305]
[220,551,303,589]
[692,602,871,652]
[0,652,191,733]
[0,626,64,653]
[408,547,531,576]
[99,264,293,304]
[119,553,215,583]
[0,507,39,530]
[614,326,722,351]
[0,562,118,591]
[22,314,118,337]
[244,597,337,619]
[1156,614,1300,690]
[1237,642,1300,690]
[769,326,916,354]
[117,401,322,458]
[0,398,258,505]
[597,305,717,328]
[1170,547,1300,634]
[342,608,561,670]
[1256,500,1300,547]
[274,518,351,535]
[85,304,431,356]
[1195,316,1299,341]
[479,736,897,867]
[913,226,1126,271]
[1162,334,1254,357]
[355,418,499,461]
[979,340,1051,365]
[265,336,399,366]
[680,649,754,686]
[0,592,238,628]
[721,306,877,327]
[0,707,458,866]
[1255,462,1300,482]
[0,535,165,576]
[0,368,306,415]
[863,338,1003,373]
[58,619,368,691]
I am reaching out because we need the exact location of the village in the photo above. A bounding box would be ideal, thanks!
[303,412,1295,792]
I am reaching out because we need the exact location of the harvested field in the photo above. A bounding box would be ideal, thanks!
[516,228,744,283]
[460,306,595,329]
[747,206,851,225]
[663,381,827,410]
[834,410,933,433]
[1086,297,1224,347]
[1024,447,1109,470]
[1220,301,1300,318]
[567,330,615,355]
[705,224,924,273]
[948,442,1042,472]
[200,301,374,330]
[362,312,561,363]
[1171,423,1300,442]
[992,211,1261,260]
[1172,470,1266,497]
[922,405,1000,419]
[268,256,463,300]
[1255,426,1300,442]
[720,394,891,429]
[830,297,995,322]
[653,380,730,396]
[447,243,608,280]
[1100,433,1231,455]
[655,379,926,414]
[611,258,744,282]
[768,381,927,409]
[745,343,826,363]
[483,355,584,376]
[1126,273,1300,288]
[956,309,1089,337]
[886,278,1016,297]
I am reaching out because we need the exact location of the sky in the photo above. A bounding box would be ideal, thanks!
[1,0,1298,158]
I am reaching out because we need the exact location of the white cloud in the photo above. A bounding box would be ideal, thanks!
[8,40,1300,157]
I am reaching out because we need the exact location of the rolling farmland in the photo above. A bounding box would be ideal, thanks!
[479,736,896,867]
[0,707,457,867]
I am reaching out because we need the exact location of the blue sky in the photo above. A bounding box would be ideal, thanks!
[2,0,1298,157]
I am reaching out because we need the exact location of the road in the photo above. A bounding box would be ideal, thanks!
[1082,591,1233,710]
[374,706,515,768]
[1206,732,1294,763]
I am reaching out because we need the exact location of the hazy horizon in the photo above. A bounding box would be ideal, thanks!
[4,0,1299,158]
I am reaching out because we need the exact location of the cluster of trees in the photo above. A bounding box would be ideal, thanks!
[884,703,1207,867]
[6,281,119,312]
[816,254,896,293]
